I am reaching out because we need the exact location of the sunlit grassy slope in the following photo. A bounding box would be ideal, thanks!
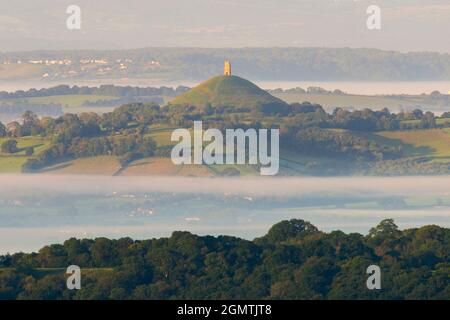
[170,75,287,108]
[376,129,450,162]
[40,156,122,175]
[0,136,52,173]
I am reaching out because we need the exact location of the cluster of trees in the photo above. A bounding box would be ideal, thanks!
[82,96,163,107]
[280,127,402,161]
[23,135,156,172]
[12,108,161,171]
[0,219,448,300]
[1,139,19,154]
[367,158,450,176]
[268,87,346,95]
[259,102,448,131]
[399,91,450,109]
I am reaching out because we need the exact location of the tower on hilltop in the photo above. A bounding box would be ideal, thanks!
[224,60,231,76]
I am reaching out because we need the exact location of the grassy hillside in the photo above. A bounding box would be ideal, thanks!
[40,156,122,175]
[170,75,287,108]
[377,129,450,163]
[0,136,51,173]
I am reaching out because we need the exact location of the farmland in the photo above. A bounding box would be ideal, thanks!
[377,129,450,162]
[0,136,52,173]
[41,156,122,175]
[2,127,450,176]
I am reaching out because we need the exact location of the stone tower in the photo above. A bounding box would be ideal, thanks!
[224,60,231,76]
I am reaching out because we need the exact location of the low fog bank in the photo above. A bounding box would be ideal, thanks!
[0,175,449,197]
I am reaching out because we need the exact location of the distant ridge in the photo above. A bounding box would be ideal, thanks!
[169,75,288,108]
[1,48,450,81]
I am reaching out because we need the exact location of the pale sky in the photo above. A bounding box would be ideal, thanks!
[0,0,449,52]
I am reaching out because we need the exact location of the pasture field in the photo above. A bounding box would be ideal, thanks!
[178,164,215,177]
[376,128,450,162]
[147,127,212,148]
[121,157,180,176]
[208,164,260,176]
[0,136,51,155]
[40,156,121,175]
[278,149,354,175]
[0,157,28,173]
[147,127,179,148]
[0,136,52,173]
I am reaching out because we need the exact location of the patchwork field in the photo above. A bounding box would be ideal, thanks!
[1,127,450,176]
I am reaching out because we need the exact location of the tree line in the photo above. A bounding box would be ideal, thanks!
[0,219,448,300]
[0,84,189,99]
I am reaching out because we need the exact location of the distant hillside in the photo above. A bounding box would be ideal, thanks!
[170,75,287,108]
[2,47,450,81]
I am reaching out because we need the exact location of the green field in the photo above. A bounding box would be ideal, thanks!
[0,157,29,173]
[40,156,122,175]
[377,128,450,162]
[147,127,180,148]
[0,136,52,173]
[0,136,51,155]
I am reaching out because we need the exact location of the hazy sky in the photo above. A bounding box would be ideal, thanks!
[0,0,449,52]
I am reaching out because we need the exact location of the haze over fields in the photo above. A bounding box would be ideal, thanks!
[0,175,449,253]
[1,0,450,52]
